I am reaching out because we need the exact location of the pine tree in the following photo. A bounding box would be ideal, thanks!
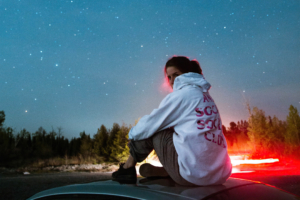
[93,125,109,157]
[110,123,131,162]
[247,107,268,158]
[79,131,92,158]
[238,120,249,137]
[15,129,32,158]
[107,123,120,158]
[247,107,289,158]
[285,105,300,156]
[69,137,81,157]
[265,116,286,157]
[0,111,5,127]
[0,112,15,162]
[32,127,52,158]
[223,125,233,147]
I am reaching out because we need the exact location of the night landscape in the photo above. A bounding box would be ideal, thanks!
[1,1,300,199]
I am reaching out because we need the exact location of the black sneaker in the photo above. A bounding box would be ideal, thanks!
[112,163,137,183]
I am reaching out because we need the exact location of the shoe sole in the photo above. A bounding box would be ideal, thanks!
[139,163,169,178]
[112,174,137,181]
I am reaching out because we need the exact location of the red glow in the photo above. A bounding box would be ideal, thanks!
[160,71,173,93]
[230,154,300,175]
[142,154,300,176]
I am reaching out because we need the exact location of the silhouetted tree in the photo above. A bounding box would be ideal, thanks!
[110,123,131,162]
[32,127,52,158]
[93,125,109,157]
[247,107,289,158]
[0,111,5,127]
[79,131,92,158]
[223,122,240,147]
[285,105,300,157]
[265,116,286,158]
[48,127,57,155]
[0,127,15,162]
[69,137,81,156]
[247,107,268,157]
[107,123,120,158]
[237,120,249,137]
[15,129,32,158]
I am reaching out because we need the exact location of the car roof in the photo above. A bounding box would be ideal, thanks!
[26,177,292,200]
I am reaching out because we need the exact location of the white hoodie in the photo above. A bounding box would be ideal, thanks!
[128,72,232,186]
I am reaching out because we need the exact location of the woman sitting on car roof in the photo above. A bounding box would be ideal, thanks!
[112,56,232,186]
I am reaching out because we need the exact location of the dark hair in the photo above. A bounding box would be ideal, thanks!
[164,56,202,75]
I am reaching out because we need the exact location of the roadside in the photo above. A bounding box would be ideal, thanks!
[0,163,119,175]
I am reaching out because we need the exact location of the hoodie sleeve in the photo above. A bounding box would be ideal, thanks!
[128,92,183,141]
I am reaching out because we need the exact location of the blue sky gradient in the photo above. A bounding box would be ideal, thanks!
[1,0,299,138]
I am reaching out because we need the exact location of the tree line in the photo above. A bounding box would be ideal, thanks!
[0,110,131,167]
[222,120,249,147]
[1,104,300,167]
[245,105,300,159]
[222,105,300,159]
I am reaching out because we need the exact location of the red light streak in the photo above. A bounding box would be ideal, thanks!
[141,154,300,176]
[230,155,279,166]
[230,155,280,174]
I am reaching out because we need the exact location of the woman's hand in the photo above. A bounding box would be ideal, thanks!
[127,140,131,148]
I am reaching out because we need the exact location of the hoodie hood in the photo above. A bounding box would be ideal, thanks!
[173,72,211,92]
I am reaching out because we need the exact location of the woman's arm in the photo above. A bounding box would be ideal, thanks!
[128,92,185,141]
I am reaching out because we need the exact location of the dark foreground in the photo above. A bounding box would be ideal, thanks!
[0,171,299,200]
[0,172,112,200]
[231,173,300,197]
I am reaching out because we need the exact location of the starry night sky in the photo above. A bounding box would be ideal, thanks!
[1,0,299,139]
